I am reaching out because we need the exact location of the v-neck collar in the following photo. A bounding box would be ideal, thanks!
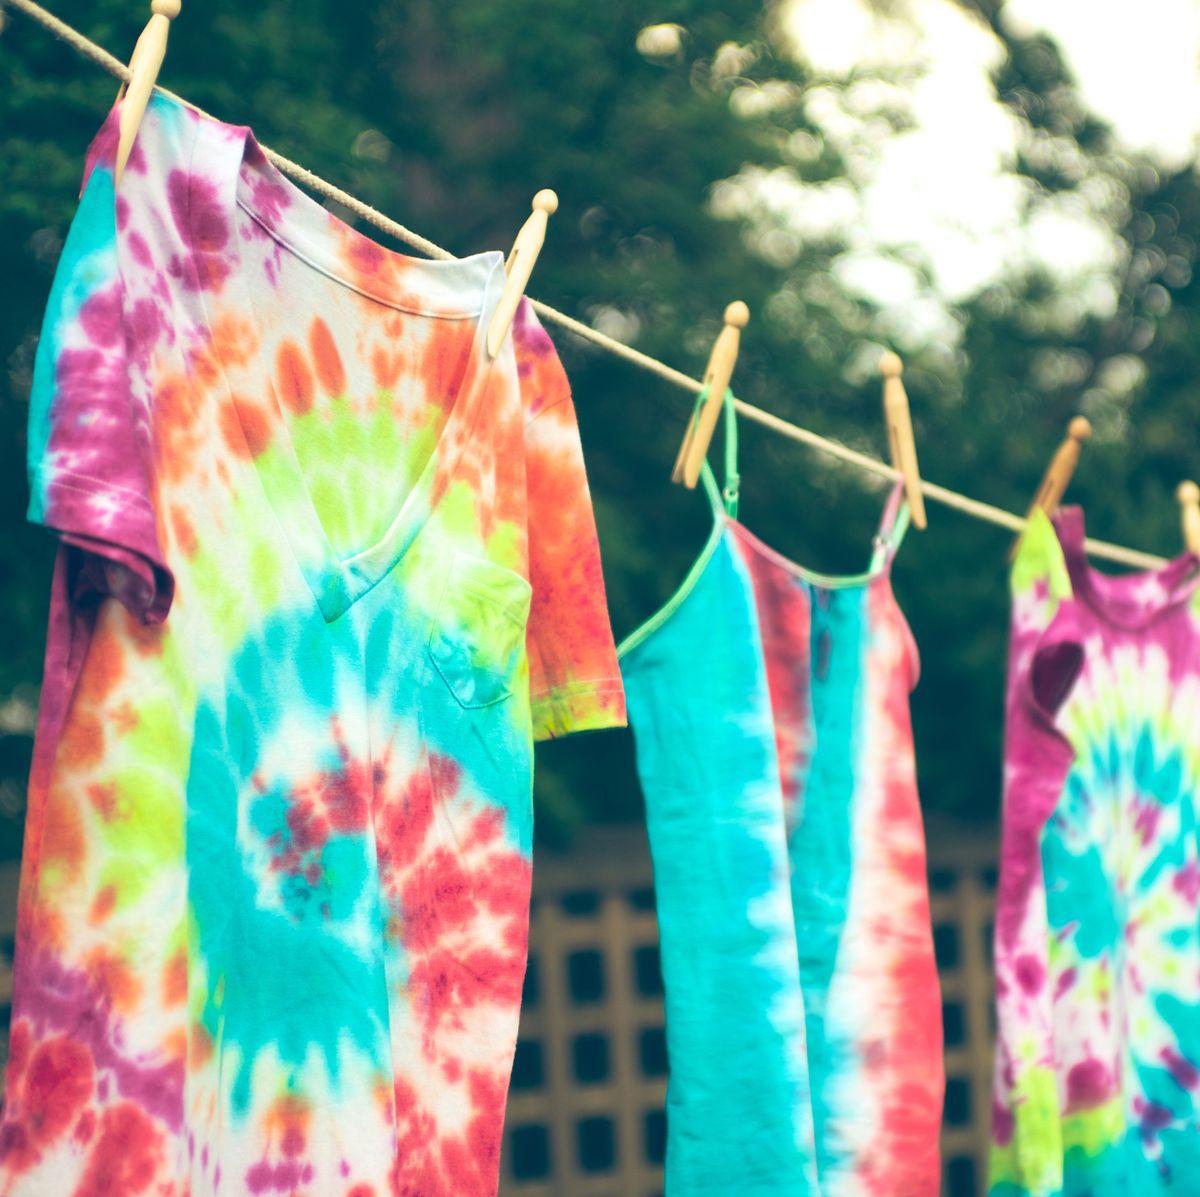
[185,96,505,622]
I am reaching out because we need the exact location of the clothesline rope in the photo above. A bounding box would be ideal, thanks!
[4,0,1170,571]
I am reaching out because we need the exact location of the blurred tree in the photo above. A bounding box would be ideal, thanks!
[0,0,836,847]
[1,0,1198,848]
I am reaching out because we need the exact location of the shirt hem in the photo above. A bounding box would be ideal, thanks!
[531,678,627,742]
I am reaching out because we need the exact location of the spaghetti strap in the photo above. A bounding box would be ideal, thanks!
[869,482,911,572]
[699,460,725,516]
[693,387,740,519]
[618,389,740,659]
[719,388,740,518]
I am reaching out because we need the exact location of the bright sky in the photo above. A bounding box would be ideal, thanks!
[741,0,1200,354]
[1004,0,1200,167]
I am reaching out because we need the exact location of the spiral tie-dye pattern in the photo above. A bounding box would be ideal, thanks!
[990,506,1200,1196]
[3,92,625,1197]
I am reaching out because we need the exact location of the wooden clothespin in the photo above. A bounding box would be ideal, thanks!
[672,302,750,489]
[879,352,927,530]
[115,0,181,183]
[486,190,559,358]
[1012,416,1092,555]
[1177,481,1200,555]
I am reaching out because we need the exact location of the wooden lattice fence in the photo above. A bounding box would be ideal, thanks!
[500,819,998,1197]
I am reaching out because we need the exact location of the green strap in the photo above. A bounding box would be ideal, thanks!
[616,388,739,660]
[694,387,739,518]
[722,388,740,517]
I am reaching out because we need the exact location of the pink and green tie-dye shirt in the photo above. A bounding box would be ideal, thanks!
[991,506,1200,1195]
[3,92,625,1197]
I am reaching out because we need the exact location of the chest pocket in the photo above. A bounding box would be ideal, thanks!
[428,552,532,708]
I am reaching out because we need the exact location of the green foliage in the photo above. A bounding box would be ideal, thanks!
[1,0,1197,846]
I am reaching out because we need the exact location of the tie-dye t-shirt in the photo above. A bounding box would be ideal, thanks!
[2,93,625,1197]
[619,402,943,1197]
[990,507,1200,1195]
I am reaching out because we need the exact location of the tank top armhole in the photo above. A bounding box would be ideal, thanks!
[1011,507,1082,724]
[1029,632,1084,721]
[867,482,920,689]
[888,574,921,694]
[617,461,727,660]
[619,390,738,660]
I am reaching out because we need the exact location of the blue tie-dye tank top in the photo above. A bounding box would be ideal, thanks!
[619,393,944,1195]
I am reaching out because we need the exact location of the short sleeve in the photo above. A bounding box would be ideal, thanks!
[513,303,626,741]
[26,119,172,623]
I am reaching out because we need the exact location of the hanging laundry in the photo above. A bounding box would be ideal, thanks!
[1,93,625,1197]
[619,394,944,1196]
[990,507,1200,1196]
